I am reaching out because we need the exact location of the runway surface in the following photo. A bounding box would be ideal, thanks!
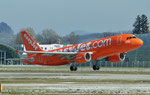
[0,65,150,95]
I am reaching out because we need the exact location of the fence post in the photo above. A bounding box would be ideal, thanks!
[143,61,144,68]
[132,61,134,67]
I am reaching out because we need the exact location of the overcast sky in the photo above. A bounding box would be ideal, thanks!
[0,0,150,35]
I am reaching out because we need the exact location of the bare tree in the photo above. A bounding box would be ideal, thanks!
[14,27,36,44]
[25,27,36,39]
[36,29,61,44]
[63,32,79,44]
[14,33,23,44]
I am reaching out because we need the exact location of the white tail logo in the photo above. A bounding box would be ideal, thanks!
[24,34,38,50]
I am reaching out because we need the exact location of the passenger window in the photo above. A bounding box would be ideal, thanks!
[127,36,136,40]
[133,36,136,38]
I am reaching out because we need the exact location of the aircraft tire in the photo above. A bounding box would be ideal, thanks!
[74,66,77,71]
[70,66,77,71]
[96,66,100,70]
[93,65,97,70]
[93,65,100,71]
[70,66,74,71]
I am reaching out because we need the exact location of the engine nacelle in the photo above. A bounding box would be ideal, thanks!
[74,52,91,63]
[108,53,125,63]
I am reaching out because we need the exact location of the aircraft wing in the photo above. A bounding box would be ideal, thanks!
[16,51,93,61]
[21,51,93,56]
[25,51,79,54]
[7,58,34,61]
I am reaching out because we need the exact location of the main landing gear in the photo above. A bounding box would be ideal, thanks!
[125,58,129,62]
[70,63,77,71]
[70,60,100,71]
[92,60,100,71]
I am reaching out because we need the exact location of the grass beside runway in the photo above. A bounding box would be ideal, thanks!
[0,65,150,95]
[1,91,131,95]
[0,65,150,74]
[1,78,150,84]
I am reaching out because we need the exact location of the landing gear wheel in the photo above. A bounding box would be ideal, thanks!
[74,66,77,71]
[70,66,77,71]
[93,65,100,71]
[125,58,129,62]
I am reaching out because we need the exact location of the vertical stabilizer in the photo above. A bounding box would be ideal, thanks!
[20,30,42,56]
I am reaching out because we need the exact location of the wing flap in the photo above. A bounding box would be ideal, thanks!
[15,51,94,61]
[23,51,81,56]
[7,58,34,61]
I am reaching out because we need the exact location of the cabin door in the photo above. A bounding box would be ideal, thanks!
[117,36,122,45]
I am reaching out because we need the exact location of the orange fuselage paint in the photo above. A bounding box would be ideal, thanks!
[21,31,143,66]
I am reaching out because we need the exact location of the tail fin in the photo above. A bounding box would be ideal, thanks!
[20,30,42,56]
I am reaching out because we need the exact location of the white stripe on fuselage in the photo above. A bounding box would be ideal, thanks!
[54,38,111,52]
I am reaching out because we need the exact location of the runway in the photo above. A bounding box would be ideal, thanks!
[0,66,150,95]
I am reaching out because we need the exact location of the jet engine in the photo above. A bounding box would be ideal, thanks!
[74,52,91,63]
[108,53,125,63]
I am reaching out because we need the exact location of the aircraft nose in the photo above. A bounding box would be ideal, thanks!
[139,39,143,46]
[135,38,143,47]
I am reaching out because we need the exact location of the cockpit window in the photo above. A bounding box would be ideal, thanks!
[126,36,136,40]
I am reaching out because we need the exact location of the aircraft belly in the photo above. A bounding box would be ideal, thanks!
[42,55,71,66]
[22,55,71,66]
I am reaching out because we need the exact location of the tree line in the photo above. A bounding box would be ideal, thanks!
[14,28,79,45]
[14,14,150,45]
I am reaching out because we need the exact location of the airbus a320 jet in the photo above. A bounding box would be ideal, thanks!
[18,30,143,71]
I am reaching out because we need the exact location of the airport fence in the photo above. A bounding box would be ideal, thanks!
[78,61,150,68]
[98,61,150,68]
[1,60,150,68]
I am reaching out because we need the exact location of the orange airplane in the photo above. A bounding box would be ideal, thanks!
[19,30,143,71]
